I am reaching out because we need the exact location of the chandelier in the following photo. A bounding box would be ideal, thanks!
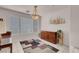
[32,6,40,20]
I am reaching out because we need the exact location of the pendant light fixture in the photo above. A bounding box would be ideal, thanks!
[32,6,40,20]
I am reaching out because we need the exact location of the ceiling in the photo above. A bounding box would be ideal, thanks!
[0,5,69,15]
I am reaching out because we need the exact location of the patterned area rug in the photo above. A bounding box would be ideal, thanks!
[20,39,59,53]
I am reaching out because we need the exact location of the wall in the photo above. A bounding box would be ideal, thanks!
[0,7,20,34]
[0,7,32,35]
[70,6,79,52]
[0,21,6,34]
[41,7,71,46]
[1,6,79,52]
[0,7,40,37]
[0,6,71,46]
[0,9,7,34]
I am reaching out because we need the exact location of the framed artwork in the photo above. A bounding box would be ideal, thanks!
[50,17,65,24]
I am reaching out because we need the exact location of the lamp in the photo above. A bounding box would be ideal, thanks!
[32,6,40,20]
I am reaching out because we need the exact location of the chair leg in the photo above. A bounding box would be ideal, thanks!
[10,44,12,53]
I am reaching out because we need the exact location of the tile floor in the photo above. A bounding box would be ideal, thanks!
[12,34,69,53]
[0,33,69,53]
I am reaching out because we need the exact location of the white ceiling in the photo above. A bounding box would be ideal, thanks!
[0,5,69,15]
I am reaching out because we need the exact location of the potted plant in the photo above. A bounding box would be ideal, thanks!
[57,30,63,45]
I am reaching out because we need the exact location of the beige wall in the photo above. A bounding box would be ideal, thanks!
[0,6,71,46]
[70,6,79,52]
[0,19,6,34]
[41,7,71,46]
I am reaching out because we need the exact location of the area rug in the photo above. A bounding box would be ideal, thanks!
[20,39,59,53]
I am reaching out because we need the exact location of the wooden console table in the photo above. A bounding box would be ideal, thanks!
[40,31,57,44]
